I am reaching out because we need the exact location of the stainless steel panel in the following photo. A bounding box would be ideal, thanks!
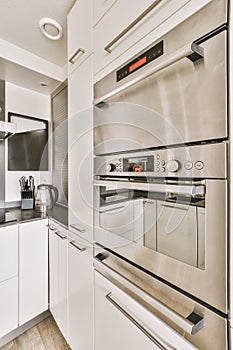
[94,7,228,154]
[94,179,228,313]
[94,253,228,350]
[94,142,227,179]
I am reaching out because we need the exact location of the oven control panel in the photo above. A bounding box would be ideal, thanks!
[94,142,227,179]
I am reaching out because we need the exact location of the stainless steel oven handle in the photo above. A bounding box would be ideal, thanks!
[104,0,163,53]
[105,292,176,350]
[94,180,205,197]
[94,42,204,105]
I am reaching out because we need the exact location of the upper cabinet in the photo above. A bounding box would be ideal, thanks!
[93,0,118,26]
[67,0,93,74]
[93,0,212,81]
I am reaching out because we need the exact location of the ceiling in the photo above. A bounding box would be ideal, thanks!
[0,0,76,67]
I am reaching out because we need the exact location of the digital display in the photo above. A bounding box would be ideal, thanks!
[123,155,154,172]
[129,56,147,73]
[116,40,163,82]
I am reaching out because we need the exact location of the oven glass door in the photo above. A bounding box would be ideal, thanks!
[94,178,227,313]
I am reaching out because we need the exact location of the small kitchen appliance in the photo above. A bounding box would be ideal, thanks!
[35,184,59,212]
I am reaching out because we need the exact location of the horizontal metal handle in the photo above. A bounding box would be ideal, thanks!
[106,292,176,350]
[106,290,203,337]
[94,42,204,105]
[94,180,205,197]
[54,230,66,240]
[104,0,162,53]
[69,48,85,64]
[100,205,125,214]
[70,224,86,233]
[70,240,86,252]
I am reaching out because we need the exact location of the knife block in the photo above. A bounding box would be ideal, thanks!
[21,190,35,210]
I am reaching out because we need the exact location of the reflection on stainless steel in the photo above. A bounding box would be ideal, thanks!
[93,1,229,349]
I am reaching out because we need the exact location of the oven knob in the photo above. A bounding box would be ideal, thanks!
[166,160,180,172]
[107,163,116,172]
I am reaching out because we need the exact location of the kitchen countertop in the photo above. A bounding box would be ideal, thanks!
[0,204,68,227]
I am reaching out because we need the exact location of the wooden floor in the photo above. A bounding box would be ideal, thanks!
[1,316,71,350]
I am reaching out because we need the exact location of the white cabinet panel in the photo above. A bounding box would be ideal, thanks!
[0,224,17,283]
[19,219,48,325]
[0,277,18,338]
[67,0,93,74]
[68,56,93,242]
[68,55,93,117]
[49,221,68,341]
[68,233,93,350]
[93,0,118,26]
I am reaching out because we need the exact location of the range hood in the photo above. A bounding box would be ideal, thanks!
[0,116,46,141]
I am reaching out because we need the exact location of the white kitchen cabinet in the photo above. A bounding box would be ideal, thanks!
[94,0,211,80]
[19,219,48,325]
[68,55,93,243]
[68,231,93,350]
[93,0,118,26]
[0,277,18,338]
[94,270,197,350]
[49,220,68,341]
[0,224,18,283]
[0,224,18,338]
[67,0,93,74]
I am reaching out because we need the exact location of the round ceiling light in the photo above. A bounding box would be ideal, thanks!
[39,17,63,40]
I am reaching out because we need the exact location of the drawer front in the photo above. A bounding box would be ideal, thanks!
[0,224,18,283]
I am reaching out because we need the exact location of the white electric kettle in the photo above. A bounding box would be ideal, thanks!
[35,184,59,212]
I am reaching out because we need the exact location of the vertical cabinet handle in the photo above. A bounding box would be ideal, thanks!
[69,48,85,64]
[104,0,163,53]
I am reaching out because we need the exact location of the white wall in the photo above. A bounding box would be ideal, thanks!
[5,82,52,203]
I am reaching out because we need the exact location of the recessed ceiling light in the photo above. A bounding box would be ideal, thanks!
[39,17,63,40]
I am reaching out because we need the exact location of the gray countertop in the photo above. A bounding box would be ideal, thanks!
[1,204,68,228]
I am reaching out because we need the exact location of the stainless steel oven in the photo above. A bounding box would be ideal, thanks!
[93,1,229,349]
[93,0,227,155]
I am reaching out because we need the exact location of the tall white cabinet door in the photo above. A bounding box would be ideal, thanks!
[0,224,18,338]
[68,55,93,243]
[0,277,18,338]
[67,0,93,74]
[68,234,93,350]
[49,222,68,341]
[19,219,48,325]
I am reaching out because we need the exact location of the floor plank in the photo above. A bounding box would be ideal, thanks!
[1,316,70,350]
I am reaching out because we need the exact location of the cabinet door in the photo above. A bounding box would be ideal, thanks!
[19,219,48,325]
[67,0,93,74]
[68,56,93,243]
[68,234,93,350]
[49,222,68,341]
[0,224,18,283]
[93,0,118,26]
[0,277,18,338]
